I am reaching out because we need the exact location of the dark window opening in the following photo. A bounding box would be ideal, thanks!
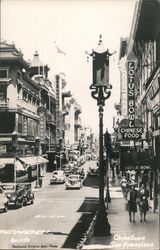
[0,112,15,133]
[0,69,8,78]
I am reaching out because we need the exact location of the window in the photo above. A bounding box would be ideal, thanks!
[0,68,8,78]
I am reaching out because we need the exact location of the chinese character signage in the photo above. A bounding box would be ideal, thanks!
[56,75,60,145]
[37,106,46,142]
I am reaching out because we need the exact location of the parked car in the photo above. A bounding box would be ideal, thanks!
[0,183,26,208]
[50,170,65,184]
[0,187,8,212]
[65,174,82,189]
[23,183,34,205]
[87,166,99,176]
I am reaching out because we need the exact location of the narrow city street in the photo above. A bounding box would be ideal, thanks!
[0,161,99,249]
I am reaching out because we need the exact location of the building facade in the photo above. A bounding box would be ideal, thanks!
[116,0,160,212]
[0,42,49,183]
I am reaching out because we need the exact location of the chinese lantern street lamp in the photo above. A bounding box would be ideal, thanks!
[11,131,19,184]
[87,35,115,236]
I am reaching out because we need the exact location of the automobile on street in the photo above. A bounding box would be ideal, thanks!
[0,187,8,212]
[0,183,26,208]
[65,174,82,189]
[23,183,35,205]
[50,170,65,184]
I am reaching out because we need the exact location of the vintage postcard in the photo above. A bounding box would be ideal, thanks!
[0,0,159,249]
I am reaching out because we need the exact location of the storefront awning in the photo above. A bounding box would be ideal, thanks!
[37,156,49,164]
[0,158,25,171]
[0,158,14,165]
[19,156,48,166]
[15,160,25,171]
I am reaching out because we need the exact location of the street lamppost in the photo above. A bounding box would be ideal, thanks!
[87,35,115,236]
[12,131,19,184]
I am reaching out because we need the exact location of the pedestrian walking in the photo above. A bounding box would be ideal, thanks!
[137,183,149,222]
[126,183,138,223]
[120,175,127,196]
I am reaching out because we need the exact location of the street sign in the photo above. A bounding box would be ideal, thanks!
[128,61,135,128]
[125,165,151,170]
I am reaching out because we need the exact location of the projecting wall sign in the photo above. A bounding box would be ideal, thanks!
[119,59,143,140]
[128,61,135,128]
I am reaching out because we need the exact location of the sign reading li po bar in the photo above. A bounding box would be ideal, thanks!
[128,61,135,128]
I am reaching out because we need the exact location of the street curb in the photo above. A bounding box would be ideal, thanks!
[77,213,97,249]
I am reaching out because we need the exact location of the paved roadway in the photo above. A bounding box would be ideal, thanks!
[0,161,99,249]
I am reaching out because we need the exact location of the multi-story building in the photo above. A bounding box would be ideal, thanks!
[117,0,160,212]
[128,0,160,212]
[0,42,49,183]
[65,97,82,149]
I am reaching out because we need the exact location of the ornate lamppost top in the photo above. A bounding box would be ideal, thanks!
[86,35,116,107]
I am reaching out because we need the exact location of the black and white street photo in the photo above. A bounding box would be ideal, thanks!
[0,0,159,249]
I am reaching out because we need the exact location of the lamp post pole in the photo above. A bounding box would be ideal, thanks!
[87,35,115,236]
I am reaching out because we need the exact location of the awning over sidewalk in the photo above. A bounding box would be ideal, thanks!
[0,158,14,165]
[0,158,24,171]
[15,160,25,171]
[19,156,49,166]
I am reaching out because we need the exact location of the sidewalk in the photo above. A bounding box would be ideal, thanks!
[32,172,52,192]
[83,176,159,250]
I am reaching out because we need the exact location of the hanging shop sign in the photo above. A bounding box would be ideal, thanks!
[128,61,135,128]
[125,165,151,170]
[37,106,47,142]
[120,127,143,140]
[56,75,60,145]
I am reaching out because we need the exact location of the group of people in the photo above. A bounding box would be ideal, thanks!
[121,176,150,223]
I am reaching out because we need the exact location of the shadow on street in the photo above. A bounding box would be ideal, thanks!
[82,175,99,188]
[62,196,99,248]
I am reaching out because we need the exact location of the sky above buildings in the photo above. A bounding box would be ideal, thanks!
[1,0,137,135]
